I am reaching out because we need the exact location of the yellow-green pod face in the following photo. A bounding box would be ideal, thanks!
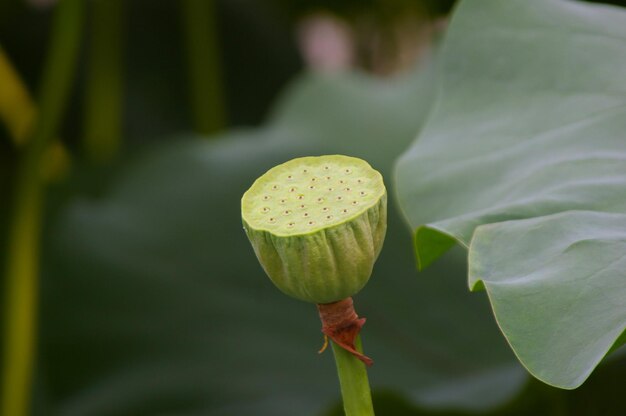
[241,155,387,304]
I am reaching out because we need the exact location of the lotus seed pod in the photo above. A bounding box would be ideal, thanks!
[241,155,387,304]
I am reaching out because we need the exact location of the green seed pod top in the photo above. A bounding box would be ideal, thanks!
[241,155,387,304]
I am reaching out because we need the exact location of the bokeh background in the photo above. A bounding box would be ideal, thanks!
[1,0,626,415]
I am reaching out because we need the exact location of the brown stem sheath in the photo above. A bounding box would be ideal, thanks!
[317,297,373,366]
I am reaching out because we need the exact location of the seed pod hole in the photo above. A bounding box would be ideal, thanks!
[242,155,385,237]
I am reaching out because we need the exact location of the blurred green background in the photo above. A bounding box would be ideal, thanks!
[1,0,626,415]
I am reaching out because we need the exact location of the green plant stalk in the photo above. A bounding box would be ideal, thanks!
[180,0,226,134]
[83,0,124,163]
[1,1,83,415]
[331,336,375,416]
[0,46,72,181]
[0,46,36,145]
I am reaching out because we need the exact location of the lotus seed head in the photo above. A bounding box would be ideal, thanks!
[241,155,387,304]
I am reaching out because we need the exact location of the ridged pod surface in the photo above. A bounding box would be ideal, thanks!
[242,155,387,304]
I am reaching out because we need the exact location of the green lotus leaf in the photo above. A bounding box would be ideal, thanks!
[40,68,526,415]
[396,0,626,389]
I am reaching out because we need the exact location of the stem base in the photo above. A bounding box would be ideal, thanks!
[317,297,373,366]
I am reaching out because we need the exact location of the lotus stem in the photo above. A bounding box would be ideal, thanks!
[1,1,83,415]
[331,336,375,416]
